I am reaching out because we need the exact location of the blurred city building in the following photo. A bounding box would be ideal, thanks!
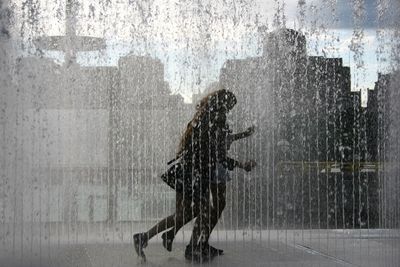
[367,72,399,228]
[3,23,395,230]
[8,44,191,224]
[218,28,388,229]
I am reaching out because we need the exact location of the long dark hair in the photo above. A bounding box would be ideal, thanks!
[176,89,236,157]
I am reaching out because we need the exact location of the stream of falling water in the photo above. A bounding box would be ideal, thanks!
[0,0,399,266]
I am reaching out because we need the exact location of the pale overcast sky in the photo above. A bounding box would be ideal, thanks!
[10,0,399,102]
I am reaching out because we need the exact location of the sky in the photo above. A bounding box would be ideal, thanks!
[10,0,399,102]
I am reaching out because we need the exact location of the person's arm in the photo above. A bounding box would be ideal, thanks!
[229,125,255,142]
[223,158,256,172]
[224,157,238,171]
[236,160,257,172]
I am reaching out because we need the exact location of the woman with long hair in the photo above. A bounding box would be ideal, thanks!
[161,118,256,255]
[133,89,256,262]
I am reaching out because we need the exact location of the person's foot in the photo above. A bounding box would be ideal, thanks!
[206,244,224,256]
[185,245,209,263]
[133,233,148,261]
[161,232,173,252]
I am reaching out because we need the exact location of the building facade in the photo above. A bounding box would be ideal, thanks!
[5,49,192,225]
[218,28,380,228]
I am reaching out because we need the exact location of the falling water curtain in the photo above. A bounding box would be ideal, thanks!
[0,0,399,266]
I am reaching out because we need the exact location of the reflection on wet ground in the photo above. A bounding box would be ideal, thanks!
[1,229,399,267]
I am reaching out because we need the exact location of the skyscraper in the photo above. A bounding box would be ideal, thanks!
[218,28,375,228]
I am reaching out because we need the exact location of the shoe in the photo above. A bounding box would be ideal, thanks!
[185,245,209,263]
[206,244,224,256]
[133,233,148,261]
[161,232,173,252]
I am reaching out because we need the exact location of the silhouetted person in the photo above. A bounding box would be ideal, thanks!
[161,124,256,255]
[133,89,256,263]
[182,89,256,262]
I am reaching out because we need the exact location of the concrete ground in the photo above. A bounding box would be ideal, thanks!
[1,229,399,267]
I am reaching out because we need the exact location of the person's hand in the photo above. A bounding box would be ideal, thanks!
[245,125,256,136]
[243,160,257,172]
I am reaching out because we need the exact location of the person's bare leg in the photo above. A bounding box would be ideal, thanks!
[209,184,226,234]
[133,213,176,261]
[185,187,211,262]
[205,184,226,255]
[144,213,176,239]
[166,185,225,255]
[162,193,199,251]
[134,193,185,259]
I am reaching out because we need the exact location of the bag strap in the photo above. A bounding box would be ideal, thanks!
[167,157,178,165]
[167,151,184,165]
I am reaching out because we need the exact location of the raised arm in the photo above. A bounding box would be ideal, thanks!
[228,125,255,143]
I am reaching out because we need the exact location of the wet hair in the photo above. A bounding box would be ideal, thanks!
[176,89,237,157]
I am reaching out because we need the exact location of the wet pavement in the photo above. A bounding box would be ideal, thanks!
[1,229,399,267]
